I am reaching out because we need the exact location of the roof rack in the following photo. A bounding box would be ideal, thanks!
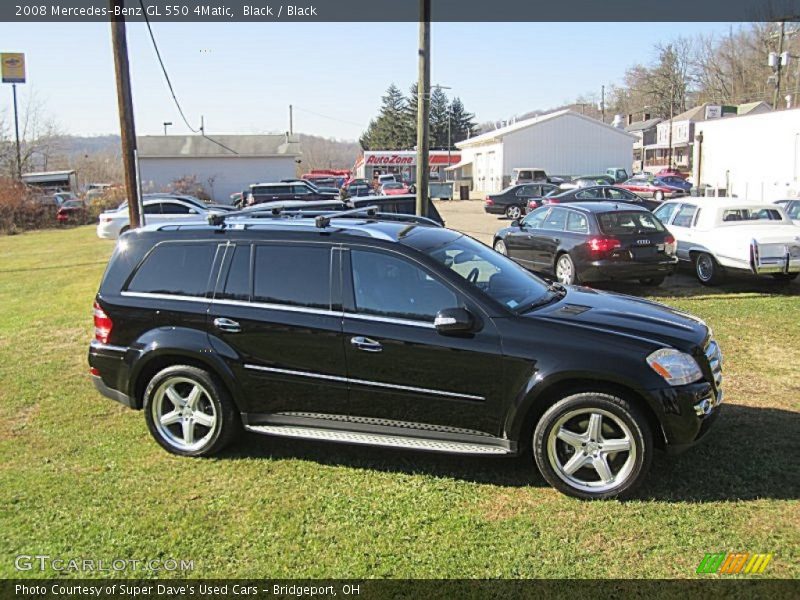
[208,205,441,228]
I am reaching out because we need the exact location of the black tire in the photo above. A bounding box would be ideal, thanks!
[639,276,665,286]
[143,364,239,457]
[555,253,579,285]
[533,392,653,500]
[505,204,523,220]
[694,252,724,286]
[771,272,799,282]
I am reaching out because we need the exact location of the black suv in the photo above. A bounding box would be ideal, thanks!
[88,208,722,499]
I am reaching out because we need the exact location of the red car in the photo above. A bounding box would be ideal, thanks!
[655,168,686,179]
[617,176,687,202]
[56,200,89,224]
[380,182,410,196]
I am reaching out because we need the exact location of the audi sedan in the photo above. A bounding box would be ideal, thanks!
[493,202,678,286]
[541,185,662,212]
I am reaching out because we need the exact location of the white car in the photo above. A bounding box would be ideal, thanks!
[653,197,800,285]
[97,196,225,240]
[775,199,800,226]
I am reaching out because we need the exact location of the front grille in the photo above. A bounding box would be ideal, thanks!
[704,339,723,391]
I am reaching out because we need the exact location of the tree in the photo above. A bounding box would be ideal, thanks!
[358,84,411,150]
[429,86,451,149]
[449,97,477,145]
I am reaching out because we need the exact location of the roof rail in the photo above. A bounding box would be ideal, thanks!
[208,205,441,228]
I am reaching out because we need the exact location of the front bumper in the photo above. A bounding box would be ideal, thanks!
[580,257,678,282]
[644,380,722,453]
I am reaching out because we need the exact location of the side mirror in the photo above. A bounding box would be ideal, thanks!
[510,218,521,228]
[434,307,475,334]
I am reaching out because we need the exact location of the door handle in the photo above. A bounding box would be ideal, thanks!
[213,317,241,333]
[350,336,383,352]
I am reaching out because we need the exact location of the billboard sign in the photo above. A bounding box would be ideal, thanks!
[1,53,26,84]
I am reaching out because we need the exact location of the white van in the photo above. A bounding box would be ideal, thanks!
[511,168,548,186]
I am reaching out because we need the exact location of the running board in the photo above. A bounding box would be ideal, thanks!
[245,424,510,455]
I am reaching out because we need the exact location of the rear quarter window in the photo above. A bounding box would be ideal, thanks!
[127,243,218,297]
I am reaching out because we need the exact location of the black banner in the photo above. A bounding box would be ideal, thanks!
[3,579,800,600]
[2,0,800,23]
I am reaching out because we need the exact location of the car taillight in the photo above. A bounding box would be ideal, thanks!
[93,301,112,344]
[588,236,622,257]
[664,234,676,255]
[485,197,494,205]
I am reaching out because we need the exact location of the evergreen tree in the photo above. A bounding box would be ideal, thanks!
[429,86,451,149]
[449,97,477,145]
[358,84,410,150]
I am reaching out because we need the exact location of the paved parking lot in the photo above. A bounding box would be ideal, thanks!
[434,199,800,296]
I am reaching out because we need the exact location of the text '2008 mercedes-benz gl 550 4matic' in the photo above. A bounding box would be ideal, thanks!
[88,207,723,499]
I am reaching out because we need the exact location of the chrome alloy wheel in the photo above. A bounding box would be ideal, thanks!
[151,376,218,452]
[556,255,574,285]
[494,239,507,255]
[696,254,714,281]
[506,205,522,220]
[546,408,636,493]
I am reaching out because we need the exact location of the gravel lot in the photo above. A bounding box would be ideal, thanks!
[434,198,800,296]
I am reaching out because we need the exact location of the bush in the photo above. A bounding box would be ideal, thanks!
[0,178,59,235]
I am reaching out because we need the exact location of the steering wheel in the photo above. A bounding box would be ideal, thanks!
[466,268,480,283]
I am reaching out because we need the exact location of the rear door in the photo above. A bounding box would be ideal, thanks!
[207,241,348,417]
[341,246,503,434]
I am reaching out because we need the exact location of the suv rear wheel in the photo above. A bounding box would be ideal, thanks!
[143,365,238,457]
[533,392,652,499]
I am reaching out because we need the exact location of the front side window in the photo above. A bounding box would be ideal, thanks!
[425,235,550,313]
[253,245,331,309]
[522,206,549,229]
[160,202,194,215]
[128,243,217,297]
[350,250,457,321]
[786,202,800,219]
[671,204,698,227]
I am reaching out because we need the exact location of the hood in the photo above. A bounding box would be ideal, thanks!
[528,285,708,350]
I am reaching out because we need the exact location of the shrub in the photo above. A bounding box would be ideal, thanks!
[0,178,59,235]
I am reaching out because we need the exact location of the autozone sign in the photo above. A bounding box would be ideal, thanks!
[365,154,415,165]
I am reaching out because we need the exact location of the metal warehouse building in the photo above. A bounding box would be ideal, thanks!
[137,134,302,203]
[453,109,635,195]
[693,108,800,202]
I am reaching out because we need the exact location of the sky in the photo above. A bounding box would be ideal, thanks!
[0,21,743,141]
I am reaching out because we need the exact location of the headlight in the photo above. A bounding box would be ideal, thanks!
[646,348,703,386]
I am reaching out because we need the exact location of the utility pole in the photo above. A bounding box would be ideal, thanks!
[289,104,293,135]
[415,0,431,217]
[110,0,141,229]
[774,20,787,110]
[667,83,674,168]
[12,84,21,179]
[601,85,605,123]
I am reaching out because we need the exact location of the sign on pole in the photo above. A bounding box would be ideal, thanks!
[1,53,26,84]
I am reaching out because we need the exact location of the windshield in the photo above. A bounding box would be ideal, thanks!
[424,235,553,312]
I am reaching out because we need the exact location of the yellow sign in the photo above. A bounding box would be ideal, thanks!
[1,53,26,84]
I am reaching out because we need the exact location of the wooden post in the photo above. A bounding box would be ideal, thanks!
[415,0,431,217]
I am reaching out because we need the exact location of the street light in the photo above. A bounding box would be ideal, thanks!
[163,121,173,135]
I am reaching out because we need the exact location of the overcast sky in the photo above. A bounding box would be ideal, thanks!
[0,21,741,141]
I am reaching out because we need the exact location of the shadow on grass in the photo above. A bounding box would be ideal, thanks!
[219,404,800,502]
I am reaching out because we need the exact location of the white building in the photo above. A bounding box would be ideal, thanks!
[138,134,302,203]
[693,108,800,202]
[453,110,635,195]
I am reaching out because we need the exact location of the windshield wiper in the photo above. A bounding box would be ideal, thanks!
[515,284,567,314]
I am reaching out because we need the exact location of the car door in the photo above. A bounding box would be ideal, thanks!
[341,246,503,434]
[206,241,348,417]
[505,206,548,266]
[530,206,568,271]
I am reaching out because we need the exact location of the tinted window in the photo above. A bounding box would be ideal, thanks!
[292,185,312,195]
[143,203,161,215]
[351,250,457,321]
[575,189,604,200]
[606,188,637,201]
[566,211,589,233]
[160,202,194,215]
[598,211,666,235]
[672,204,698,227]
[254,245,331,309]
[219,245,251,301]
[542,207,568,231]
[128,243,216,297]
[253,185,291,195]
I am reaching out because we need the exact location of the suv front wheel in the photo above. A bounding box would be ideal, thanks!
[533,392,652,499]
[143,365,238,457]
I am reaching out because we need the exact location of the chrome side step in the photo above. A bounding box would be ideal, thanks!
[245,424,510,455]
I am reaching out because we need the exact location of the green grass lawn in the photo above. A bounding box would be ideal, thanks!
[0,226,798,579]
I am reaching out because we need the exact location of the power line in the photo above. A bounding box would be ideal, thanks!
[138,0,238,155]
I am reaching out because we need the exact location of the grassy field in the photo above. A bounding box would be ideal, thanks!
[0,224,798,579]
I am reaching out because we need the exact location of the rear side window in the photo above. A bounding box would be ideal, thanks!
[598,211,666,235]
[566,211,589,233]
[253,245,331,309]
[219,245,251,301]
[160,202,194,215]
[128,243,217,297]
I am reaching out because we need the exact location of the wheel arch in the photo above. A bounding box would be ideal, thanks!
[507,376,666,453]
